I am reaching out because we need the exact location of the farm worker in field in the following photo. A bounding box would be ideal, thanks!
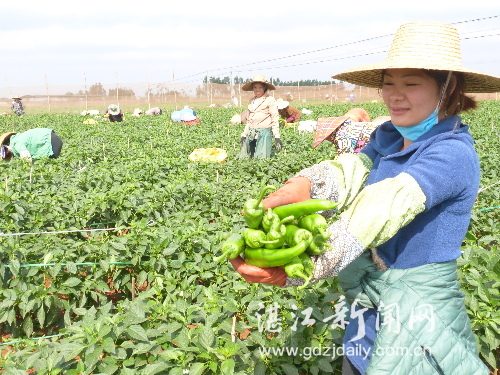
[11,96,24,116]
[349,91,356,103]
[104,104,124,122]
[180,112,201,125]
[145,107,162,115]
[276,99,302,124]
[314,107,378,154]
[229,22,500,375]
[239,74,281,158]
[1,128,63,162]
[172,106,196,122]
[132,108,143,117]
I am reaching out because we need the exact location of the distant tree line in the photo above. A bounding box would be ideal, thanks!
[203,76,338,86]
[65,84,136,97]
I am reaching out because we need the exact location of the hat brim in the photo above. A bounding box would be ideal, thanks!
[277,101,289,109]
[313,116,349,148]
[332,61,500,93]
[0,132,17,146]
[242,81,276,91]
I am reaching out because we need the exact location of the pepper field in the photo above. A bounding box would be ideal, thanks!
[0,102,498,374]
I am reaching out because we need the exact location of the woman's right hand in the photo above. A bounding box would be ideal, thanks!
[229,257,287,286]
[230,176,311,286]
[262,176,311,209]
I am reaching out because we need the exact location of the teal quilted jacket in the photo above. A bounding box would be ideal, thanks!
[338,251,489,374]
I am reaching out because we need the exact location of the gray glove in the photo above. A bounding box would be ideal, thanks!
[275,138,282,151]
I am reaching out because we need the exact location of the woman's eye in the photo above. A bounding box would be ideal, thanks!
[382,82,393,86]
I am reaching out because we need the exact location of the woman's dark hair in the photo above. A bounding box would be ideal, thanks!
[424,70,477,115]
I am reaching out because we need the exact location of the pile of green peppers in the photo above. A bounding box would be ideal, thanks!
[215,185,338,290]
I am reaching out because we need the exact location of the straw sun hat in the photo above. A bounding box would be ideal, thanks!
[1,132,17,161]
[242,74,276,91]
[332,22,500,93]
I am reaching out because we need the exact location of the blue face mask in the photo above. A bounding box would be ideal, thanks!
[393,108,438,141]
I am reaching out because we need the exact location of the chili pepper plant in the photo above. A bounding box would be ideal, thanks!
[0,102,498,374]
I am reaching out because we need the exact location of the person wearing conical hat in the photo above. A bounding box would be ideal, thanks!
[11,96,24,116]
[229,22,498,374]
[1,128,63,162]
[239,74,281,158]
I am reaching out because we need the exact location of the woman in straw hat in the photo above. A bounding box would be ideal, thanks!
[11,96,24,116]
[229,22,499,374]
[239,74,281,158]
[1,128,63,162]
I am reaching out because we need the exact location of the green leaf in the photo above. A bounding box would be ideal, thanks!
[280,363,299,375]
[318,357,334,372]
[63,277,81,287]
[141,363,169,375]
[101,337,116,353]
[189,363,206,375]
[66,261,78,274]
[199,326,215,350]
[22,316,33,337]
[220,358,235,375]
[127,324,149,341]
[60,342,85,361]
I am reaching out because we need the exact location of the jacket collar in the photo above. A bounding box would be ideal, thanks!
[371,115,467,157]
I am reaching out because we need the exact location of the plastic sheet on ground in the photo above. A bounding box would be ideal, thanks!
[188,148,227,163]
[297,120,317,132]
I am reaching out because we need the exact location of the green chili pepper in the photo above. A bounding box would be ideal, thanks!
[261,208,279,233]
[265,215,295,249]
[214,233,246,262]
[273,199,339,220]
[243,185,276,229]
[244,239,311,267]
[242,228,279,248]
[299,253,314,276]
[296,253,314,290]
[283,256,312,290]
[298,213,329,237]
[284,224,313,247]
[306,233,332,255]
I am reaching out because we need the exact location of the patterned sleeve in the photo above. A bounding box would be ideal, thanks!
[294,152,373,216]
[285,172,427,287]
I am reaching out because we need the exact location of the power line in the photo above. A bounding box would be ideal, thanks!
[175,15,500,83]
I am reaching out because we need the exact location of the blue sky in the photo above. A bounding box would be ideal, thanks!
[2,0,499,88]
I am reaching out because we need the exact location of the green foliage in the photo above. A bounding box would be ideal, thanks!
[0,102,498,373]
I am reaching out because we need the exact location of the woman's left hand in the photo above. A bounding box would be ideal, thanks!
[275,138,282,151]
[229,257,287,286]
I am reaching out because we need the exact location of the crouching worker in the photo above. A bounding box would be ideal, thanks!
[277,99,301,124]
[104,104,124,122]
[314,107,379,154]
[1,128,63,162]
